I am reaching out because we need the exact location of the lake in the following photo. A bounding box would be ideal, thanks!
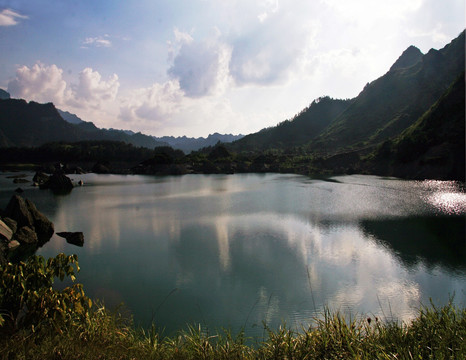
[1,172,465,337]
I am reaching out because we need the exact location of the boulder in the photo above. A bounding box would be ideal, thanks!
[2,196,54,246]
[56,232,84,247]
[92,162,110,174]
[2,217,17,234]
[33,171,50,185]
[8,240,20,250]
[26,199,54,245]
[4,195,34,228]
[13,178,29,184]
[41,173,74,193]
[14,226,38,245]
[0,219,14,241]
[14,187,24,193]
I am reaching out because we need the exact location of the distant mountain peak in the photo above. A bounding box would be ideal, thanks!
[57,109,84,124]
[0,88,11,100]
[390,45,423,71]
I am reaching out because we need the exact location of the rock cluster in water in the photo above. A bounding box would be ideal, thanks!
[0,195,54,265]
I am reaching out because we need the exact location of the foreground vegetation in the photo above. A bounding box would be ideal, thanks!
[1,254,465,359]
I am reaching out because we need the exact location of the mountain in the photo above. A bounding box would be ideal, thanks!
[309,30,464,154]
[369,72,465,180]
[0,99,82,147]
[0,99,167,149]
[231,31,465,158]
[57,109,84,124]
[0,89,10,100]
[389,45,423,71]
[230,96,351,151]
[159,133,244,153]
[0,98,243,151]
[57,108,242,152]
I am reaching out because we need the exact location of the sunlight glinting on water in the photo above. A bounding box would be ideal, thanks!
[420,180,466,215]
[3,173,460,335]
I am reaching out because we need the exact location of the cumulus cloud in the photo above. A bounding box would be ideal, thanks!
[7,63,119,110]
[72,68,119,107]
[7,63,70,104]
[81,35,112,48]
[119,80,184,124]
[0,8,28,26]
[168,32,232,98]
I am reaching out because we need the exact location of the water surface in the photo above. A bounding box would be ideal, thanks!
[1,173,464,337]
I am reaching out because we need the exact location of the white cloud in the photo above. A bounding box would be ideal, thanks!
[228,4,319,86]
[258,0,279,23]
[168,30,232,98]
[321,0,423,21]
[0,8,28,26]
[81,35,112,48]
[7,63,70,104]
[7,63,119,114]
[119,80,185,125]
[72,68,119,107]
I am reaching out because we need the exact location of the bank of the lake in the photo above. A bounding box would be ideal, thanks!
[0,252,465,359]
[1,277,465,360]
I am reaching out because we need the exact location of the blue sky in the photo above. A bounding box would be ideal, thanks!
[0,0,464,137]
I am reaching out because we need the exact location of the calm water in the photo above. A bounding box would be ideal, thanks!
[1,172,465,337]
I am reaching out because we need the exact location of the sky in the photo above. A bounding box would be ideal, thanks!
[0,1,464,137]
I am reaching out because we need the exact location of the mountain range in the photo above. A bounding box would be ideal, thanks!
[0,94,243,152]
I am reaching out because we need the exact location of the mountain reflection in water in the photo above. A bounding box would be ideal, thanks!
[0,173,464,337]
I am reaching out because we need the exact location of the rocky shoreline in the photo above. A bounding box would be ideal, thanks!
[0,195,54,265]
[0,192,84,265]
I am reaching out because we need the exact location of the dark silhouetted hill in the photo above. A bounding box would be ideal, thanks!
[0,99,167,148]
[368,72,465,180]
[230,96,351,151]
[0,99,82,147]
[159,133,244,153]
[0,89,10,100]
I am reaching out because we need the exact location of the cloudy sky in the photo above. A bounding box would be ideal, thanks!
[0,0,464,137]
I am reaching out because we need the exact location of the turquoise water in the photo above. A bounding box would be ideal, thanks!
[1,172,465,337]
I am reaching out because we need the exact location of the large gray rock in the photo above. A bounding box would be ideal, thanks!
[4,195,34,228]
[0,219,13,241]
[8,240,20,250]
[2,196,54,246]
[33,171,49,185]
[26,199,54,245]
[41,173,74,193]
[14,226,38,245]
[56,232,84,247]
[2,217,17,234]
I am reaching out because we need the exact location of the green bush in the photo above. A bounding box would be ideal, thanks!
[0,253,92,334]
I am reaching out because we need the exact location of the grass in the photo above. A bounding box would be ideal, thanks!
[0,301,464,359]
[1,254,464,359]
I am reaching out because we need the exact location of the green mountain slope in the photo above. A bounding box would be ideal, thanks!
[309,31,464,154]
[230,31,464,159]
[231,96,352,151]
[369,73,465,180]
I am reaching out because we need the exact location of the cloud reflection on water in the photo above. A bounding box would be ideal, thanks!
[28,173,465,335]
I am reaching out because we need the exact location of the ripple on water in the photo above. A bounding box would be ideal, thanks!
[420,180,466,215]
